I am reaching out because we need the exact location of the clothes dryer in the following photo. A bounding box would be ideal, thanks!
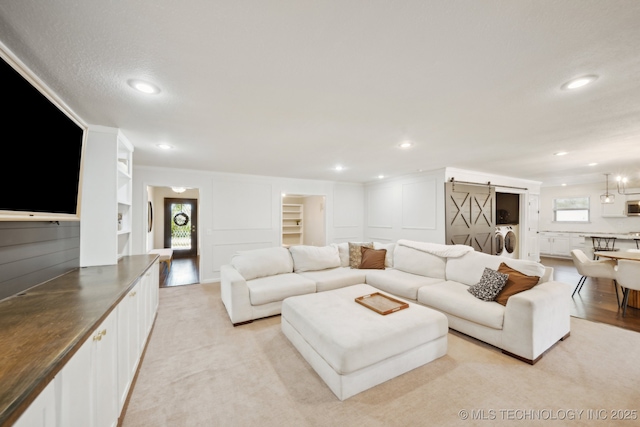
[500,225,519,258]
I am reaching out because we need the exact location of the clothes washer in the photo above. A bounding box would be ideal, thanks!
[496,225,519,258]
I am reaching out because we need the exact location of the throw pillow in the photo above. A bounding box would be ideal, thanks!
[358,247,387,269]
[467,267,509,301]
[348,242,373,268]
[494,262,541,306]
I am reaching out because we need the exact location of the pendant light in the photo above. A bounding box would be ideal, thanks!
[600,174,615,204]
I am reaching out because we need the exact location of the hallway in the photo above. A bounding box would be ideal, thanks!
[160,256,199,287]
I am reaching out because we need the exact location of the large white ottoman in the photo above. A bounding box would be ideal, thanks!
[281,284,448,400]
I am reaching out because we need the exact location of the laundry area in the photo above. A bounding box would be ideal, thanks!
[495,192,520,258]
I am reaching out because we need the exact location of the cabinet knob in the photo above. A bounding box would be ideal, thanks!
[93,334,102,342]
[130,291,137,297]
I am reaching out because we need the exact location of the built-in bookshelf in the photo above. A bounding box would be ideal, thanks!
[282,203,303,247]
[80,126,134,266]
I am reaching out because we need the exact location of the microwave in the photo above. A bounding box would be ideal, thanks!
[626,200,640,216]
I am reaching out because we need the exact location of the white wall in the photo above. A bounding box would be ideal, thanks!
[362,167,543,260]
[539,182,640,233]
[364,169,448,244]
[302,195,326,246]
[132,166,364,283]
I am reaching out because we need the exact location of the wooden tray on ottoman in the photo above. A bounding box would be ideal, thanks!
[355,292,409,315]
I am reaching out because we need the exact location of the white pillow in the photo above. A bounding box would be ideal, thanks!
[231,247,293,280]
[330,242,350,267]
[290,245,341,272]
[373,242,396,268]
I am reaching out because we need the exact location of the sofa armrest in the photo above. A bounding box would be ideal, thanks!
[502,281,571,361]
[220,264,252,325]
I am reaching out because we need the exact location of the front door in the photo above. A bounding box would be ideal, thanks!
[164,198,198,258]
[445,182,495,254]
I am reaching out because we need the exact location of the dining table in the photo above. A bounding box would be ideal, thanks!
[594,251,640,309]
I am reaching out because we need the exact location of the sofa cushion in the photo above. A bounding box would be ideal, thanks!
[494,262,541,305]
[445,251,545,287]
[231,247,293,281]
[331,243,350,267]
[365,269,445,300]
[373,242,396,267]
[289,245,341,273]
[417,280,505,330]
[467,268,509,301]
[246,273,316,305]
[348,242,373,268]
[393,244,446,279]
[298,267,367,292]
[359,247,386,269]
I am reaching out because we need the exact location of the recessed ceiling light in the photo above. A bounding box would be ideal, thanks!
[335,165,343,171]
[554,151,568,156]
[399,141,413,149]
[562,183,567,186]
[588,163,598,166]
[378,174,385,179]
[128,79,161,94]
[561,75,598,90]
[156,143,173,150]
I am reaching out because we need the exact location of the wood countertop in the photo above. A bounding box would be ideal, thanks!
[0,254,158,427]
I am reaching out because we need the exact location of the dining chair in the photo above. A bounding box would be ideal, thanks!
[614,259,640,317]
[570,249,619,305]
[590,236,619,259]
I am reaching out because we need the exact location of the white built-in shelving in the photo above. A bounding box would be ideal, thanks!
[80,126,134,266]
[282,203,303,247]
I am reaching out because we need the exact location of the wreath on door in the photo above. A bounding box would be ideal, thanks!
[173,212,189,226]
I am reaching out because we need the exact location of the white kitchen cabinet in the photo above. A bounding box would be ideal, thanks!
[7,258,160,427]
[56,336,92,427]
[539,232,573,257]
[13,381,56,427]
[117,282,141,412]
[80,126,134,266]
[57,308,118,427]
[92,310,119,427]
[116,259,159,413]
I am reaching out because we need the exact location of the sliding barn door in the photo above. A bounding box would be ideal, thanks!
[445,182,495,254]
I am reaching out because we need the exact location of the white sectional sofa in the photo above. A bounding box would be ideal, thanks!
[220,240,571,364]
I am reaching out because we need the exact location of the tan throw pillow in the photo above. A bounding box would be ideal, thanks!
[494,262,540,306]
[348,242,373,268]
[358,247,387,270]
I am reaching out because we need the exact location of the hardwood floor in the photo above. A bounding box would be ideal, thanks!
[541,256,640,333]
[160,256,199,287]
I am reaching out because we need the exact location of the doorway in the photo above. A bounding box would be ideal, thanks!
[164,198,198,258]
[281,194,326,247]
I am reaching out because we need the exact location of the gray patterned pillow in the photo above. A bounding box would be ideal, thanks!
[468,268,509,301]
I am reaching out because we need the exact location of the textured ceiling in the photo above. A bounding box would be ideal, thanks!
[1,1,639,186]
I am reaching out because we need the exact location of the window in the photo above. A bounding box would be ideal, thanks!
[554,197,590,222]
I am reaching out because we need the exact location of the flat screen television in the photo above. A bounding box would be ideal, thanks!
[0,44,86,221]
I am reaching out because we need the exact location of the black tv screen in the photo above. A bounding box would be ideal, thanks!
[0,51,85,220]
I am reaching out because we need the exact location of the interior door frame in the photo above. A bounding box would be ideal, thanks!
[164,198,198,258]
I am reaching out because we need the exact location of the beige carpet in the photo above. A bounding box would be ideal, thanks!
[121,283,640,427]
